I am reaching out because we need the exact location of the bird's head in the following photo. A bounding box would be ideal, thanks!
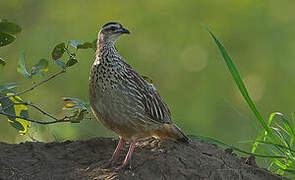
[98,22,130,44]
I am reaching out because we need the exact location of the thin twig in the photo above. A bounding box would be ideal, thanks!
[1,69,66,100]
[0,111,70,124]
[13,102,59,121]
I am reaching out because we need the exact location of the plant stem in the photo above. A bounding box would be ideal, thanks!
[0,111,70,124]
[1,69,66,100]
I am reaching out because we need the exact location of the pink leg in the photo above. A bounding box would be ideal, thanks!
[120,140,136,168]
[111,138,125,163]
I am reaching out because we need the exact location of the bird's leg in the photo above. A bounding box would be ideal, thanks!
[110,138,125,164]
[118,140,136,169]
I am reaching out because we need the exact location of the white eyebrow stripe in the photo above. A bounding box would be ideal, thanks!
[104,24,121,29]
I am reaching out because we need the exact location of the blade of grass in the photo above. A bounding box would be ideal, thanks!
[275,125,291,149]
[189,134,285,158]
[253,112,294,154]
[258,141,295,154]
[205,26,277,143]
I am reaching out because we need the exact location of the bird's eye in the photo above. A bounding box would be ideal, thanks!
[109,27,117,31]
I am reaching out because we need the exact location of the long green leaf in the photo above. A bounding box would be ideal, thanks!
[206,27,276,141]
[0,22,21,34]
[0,82,21,91]
[17,51,31,78]
[189,134,285,158]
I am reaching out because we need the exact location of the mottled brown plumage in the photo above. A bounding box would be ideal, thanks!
[89,22,188,168]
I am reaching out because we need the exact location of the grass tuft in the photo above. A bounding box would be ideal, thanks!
[205,26,295,177]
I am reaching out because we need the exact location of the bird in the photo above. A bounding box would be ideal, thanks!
[89,22,189,168]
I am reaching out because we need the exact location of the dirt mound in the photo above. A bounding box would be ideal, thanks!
[0,137,282,180]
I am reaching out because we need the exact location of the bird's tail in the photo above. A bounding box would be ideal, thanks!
[154,123,190,143]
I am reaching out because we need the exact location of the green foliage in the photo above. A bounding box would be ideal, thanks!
[77,39,97,51]
[51,42,65,60]
[62,97,91,123]
[0,92,30,135]
[69,39,97,51]
[1,42,89,132]
[0,21,21,34]
[17,51,31,79]
[54,60,67,68]
[31,59,49,76]
[69,109,88,123]
[189,134,284,158]
[0,19,94,135]
[0,57,5,66]
[66,58,78,67]
[251,113,295,177]
[0,32,15,47]
[63,47,78,67]
[0,19,21,53]
[17,52,50,78]
[206,27,273,136]
[207,28,295,177]
[69,40,83,49]
[0,82,21,91]
[52,40,95,68]
[0,18,94,135]
[0,19,21,66]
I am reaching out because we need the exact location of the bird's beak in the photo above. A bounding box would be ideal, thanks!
[120,27,130,34]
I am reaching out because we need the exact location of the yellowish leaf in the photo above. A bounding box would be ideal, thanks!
[6,93,30,135]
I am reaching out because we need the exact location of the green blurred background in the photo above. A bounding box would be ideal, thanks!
[1,0,295,155]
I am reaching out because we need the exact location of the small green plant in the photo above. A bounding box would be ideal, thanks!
[0,18,95,136]
[206,27,295,178]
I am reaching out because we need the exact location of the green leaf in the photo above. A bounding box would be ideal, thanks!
[77,39,97,51]
[31,58,49,76]
[0,32,15,47]
[188,134,285,158]
[0,93,30,134]
[69,109,87,123]
[54,60,66,68]
[0,22,21,34]
[0,57,5,66]
[69,40,83,49]
[17,51,31,79]
[0,82,21,92]
[51,42,65,60]
[206,27,276,141]
[66,57,78,67]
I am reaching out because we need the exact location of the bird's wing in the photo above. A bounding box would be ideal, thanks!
[120,62,172,124]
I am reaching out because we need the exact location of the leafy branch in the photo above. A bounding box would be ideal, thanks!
[1,102,60,121]
[0,18,96,135]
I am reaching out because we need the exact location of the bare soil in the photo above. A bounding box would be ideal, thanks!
[0,137,284,180]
